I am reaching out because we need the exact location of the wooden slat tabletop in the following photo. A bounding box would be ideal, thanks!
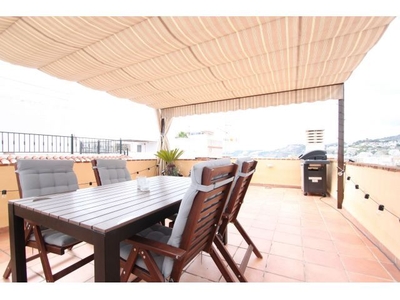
[11,176,191,232]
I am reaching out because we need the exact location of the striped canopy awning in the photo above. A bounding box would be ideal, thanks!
[0,16,395,118]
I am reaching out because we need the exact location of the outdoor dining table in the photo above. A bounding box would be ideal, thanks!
[8,175,191,282]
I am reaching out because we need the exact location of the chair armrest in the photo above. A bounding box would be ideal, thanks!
[126,235,186,260]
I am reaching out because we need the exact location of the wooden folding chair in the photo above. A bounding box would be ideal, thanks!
[3,159,94,282]
[215,158,263,274]
[91,159,131,186]
[119,158,247,282]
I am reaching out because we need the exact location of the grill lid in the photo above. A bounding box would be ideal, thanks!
[298,150,327,160]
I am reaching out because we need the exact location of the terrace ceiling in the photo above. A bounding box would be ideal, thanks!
[0,16,395,118]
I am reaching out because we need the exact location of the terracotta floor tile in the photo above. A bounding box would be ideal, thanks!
[57,263,94,282]
[330,232,365,246]
[84,277,95,282]
[258,203,281,214]
[300,204,321,212]
[0,234,10,253]
[302,236,336,252]
[0,251,9,264]
[275,223,302,235]
[225,232,246,247]
[347,271,394,282]
[270,242,304,261]
[301,228,331,240]
[245,255,268,271]
[381,262,400,282]
[303,248,343,270]
[326,221,357,234]
[272,231,302,247]
[244,236,272,253]
[0,260,11,281]
[266,255,305,281]
[304,263,348,282]
[334,241,376,259]
[320,206,346,216]
[184,253,224,282]
[247,227,275,241]
[369,246,394,264]
[234,215,255,227]
[278,210,301,220]
[225,244,240,257]
[357,232,377,247]
[245,211,267,220]
[251,219,278,231]
[227,223,246,235]
[300,212,324,223]
[301,217,324,228]
[277,216,301,227]
[263,272,301,282]
[242,267,265,282]
[341,256,393,280]
[180,272,215,282]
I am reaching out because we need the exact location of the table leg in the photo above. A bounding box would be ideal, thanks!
[8,203,27,282]
[93,233,121,282]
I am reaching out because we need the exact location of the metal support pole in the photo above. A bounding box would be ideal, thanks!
[120,139,122,154]
[337,98,345,209]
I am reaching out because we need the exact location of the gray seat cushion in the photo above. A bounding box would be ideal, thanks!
[120,224,171,271]
[95,159,131,185]
[30,228,80,247]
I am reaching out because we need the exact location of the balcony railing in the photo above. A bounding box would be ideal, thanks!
[0,131,129,155]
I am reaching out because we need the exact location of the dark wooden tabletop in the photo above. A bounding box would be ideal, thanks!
[11,175,191,233]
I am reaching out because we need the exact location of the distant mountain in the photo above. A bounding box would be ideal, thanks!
[224,134,400,160]
[352,134,400,144]
[224,144,306,158]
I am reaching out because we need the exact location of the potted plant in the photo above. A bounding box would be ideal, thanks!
[155,148,184,176]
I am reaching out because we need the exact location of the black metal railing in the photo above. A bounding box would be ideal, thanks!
[1,131,129,155]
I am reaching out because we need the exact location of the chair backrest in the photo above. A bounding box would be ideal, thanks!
[15,159,79,198]
[91,159,131,186]
[224,157,258,223]
[162,158,238,279]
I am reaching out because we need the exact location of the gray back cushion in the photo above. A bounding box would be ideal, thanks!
[235,157,252,178]
[16,159,79,198]
[95,159,131,185]
[161,158,232,277]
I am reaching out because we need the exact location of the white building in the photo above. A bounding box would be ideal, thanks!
[173,131,224,158]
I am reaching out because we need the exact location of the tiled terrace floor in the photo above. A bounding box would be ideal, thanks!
[1,185,399,284]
